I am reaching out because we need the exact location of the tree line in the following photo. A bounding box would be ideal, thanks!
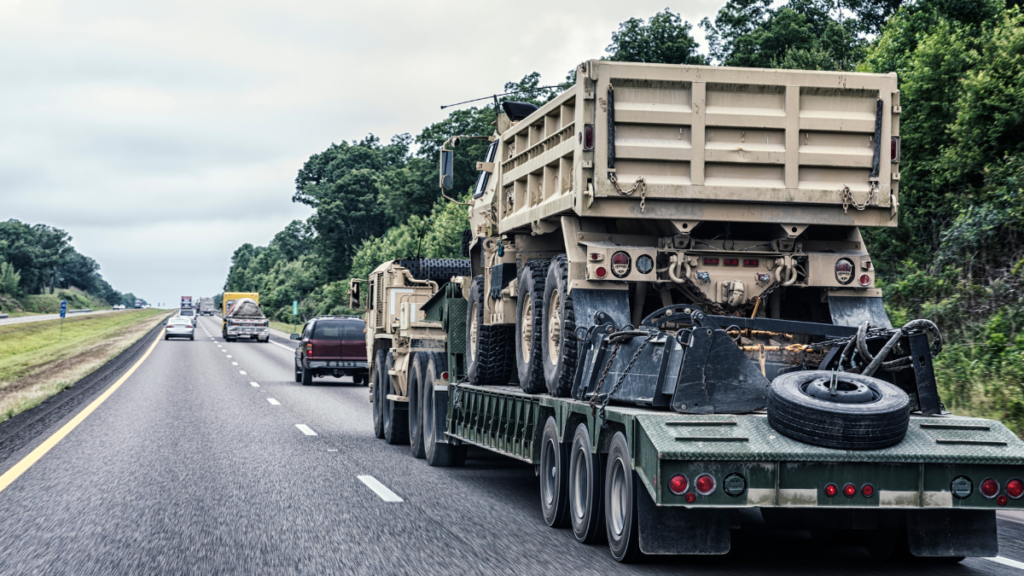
[0,219,142,308]
[223,0,1024,428]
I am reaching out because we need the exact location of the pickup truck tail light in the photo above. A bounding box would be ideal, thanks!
[307,343,313,357]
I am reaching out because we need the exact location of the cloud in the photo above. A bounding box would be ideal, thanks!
[0,0,724,306]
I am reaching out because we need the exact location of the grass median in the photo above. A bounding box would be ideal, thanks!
[0,309,168,422]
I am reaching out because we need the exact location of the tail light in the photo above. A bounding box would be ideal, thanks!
[684,493,696,503]
[695,474,716,496]
[440,371,449,381]
[824,483,838,497]
[581,124,594,150]
[611,251,631,278]
[859,274,871,286]
[1006,478,1023,499]
[862,484,875,498]
[306,343,313,357]
[668,474,688,495]
[703,258,719,265]
[835,258,854,284]
[843,484,857,498]
[595,267,607,279]
[980,478,1000,499]
[723,258,739,266]
[742,259,759,267]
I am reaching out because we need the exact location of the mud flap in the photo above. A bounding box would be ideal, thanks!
[572,289,630,332]
[906,509,997,558]
[637,489,731,555]
[433,385,451,444]
[828,295,892,329]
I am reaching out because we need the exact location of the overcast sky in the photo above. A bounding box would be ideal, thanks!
[0,0,726,308]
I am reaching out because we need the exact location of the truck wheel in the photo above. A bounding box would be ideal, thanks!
[372,350,387,439]
[604,431,640,562]
[539,416,570,528]
[541,255,577,397]
[407,353,427,459]
[383,352,409,445]
[569,423,604,543]
[466,275,514,386]
[423,353,467,467]
[515,259,549,394]
[294,361,302,383]
[768,370,910,450]
[301,366,313,386]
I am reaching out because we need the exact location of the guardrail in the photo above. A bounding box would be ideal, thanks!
[0,314,8,319]
[67,309,93,314]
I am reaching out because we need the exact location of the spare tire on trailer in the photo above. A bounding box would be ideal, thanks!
[397,258,471,284]
[767,370,910,450]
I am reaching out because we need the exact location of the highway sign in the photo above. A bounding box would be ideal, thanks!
[293,301,298,316]
[59,300,67,318]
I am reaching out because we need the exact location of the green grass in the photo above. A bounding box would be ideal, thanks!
[0,309,168,421]
[16,287,109,314]
[270,320,302,336]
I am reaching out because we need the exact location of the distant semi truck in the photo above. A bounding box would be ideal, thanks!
[200,297,216,316]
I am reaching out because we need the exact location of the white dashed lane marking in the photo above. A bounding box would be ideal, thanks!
[232,362,238,366]
[986,557,1024,571]
[357,476,403,502]
[250,382,259,387]
[267,398,280,406]
[239,371,247,375]
[295,424,317,436]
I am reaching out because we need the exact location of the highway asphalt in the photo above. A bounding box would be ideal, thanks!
[0,308,118,327]
[0,314,1022,575]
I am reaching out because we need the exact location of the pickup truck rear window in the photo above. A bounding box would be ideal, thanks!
[312,321,363,340]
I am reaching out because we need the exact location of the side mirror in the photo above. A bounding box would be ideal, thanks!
[439,149,454,190]
[349,279,365,312]
[290,333,300,340]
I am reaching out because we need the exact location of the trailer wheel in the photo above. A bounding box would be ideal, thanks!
[423,353,467,467]
[383,352,409,445]
[540,416,569,528]
[515,259,549,394]
[372,350,387,439]
[768,370,910,450]
[569,423,604,543]
[604,431,640,563]
[541,255,577,397]
[466,276,515,386]
[407,353,427,459]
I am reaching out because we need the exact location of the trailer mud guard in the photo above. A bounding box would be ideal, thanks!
[572,289,630,332]
[906,510,997,558]
[637,489,731,555]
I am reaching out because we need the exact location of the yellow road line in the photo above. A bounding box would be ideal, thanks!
[0,331,161,495]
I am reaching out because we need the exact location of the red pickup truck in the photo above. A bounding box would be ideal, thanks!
[291,316,368,386]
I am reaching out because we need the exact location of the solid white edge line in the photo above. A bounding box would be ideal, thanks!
[295,424,317,436]
[267,398,280,405]
[271,341,295,351]
[986,557,1024,571]
[250,382,259,387]
[357,475,404,502]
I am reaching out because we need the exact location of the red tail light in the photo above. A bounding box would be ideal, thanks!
[843,484,857,498]
[684,493,696,503]
[668,474,688,495]
[306,343,313,357]
[742,259,759,267]
[723,258,739,266]
[703,258,719,265]
[1006,478,1023,499]
[695,474,716,495]
[859,274,871,286]
[441,371,449,381]
[861,484,875,498]
[980,478,999,498]
[998,495,1008,506]
[824,483,838,497]
[595,267,607,278]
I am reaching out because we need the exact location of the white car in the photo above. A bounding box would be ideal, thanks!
[164,317,195,340]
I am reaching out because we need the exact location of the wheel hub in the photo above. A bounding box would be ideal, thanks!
[548,290,561,364]
[521,298,533,362]
[803,376,878,404]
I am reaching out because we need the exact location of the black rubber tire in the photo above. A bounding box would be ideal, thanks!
[539,416,570,528]
[515,259,549,394]
[190,336,194,341]
[541,255,577,397]
[604,431,640,563]
[164,335,169,340]
[423,353,468,467]
[397,258,472,284]
[569,423,604,543]
[294,361,302,383]
[460,229,473,258]
[407,353,427,459]
[383,352,409,445]
[466,276,515,386]
[301,366,313,386]
[372,349,387,439]
[768,370,910,450]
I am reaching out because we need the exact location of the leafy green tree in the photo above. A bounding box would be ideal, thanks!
[0,261,21,296]
[607,9,709,65]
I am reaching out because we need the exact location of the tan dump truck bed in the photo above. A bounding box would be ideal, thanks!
[496,61,900,233]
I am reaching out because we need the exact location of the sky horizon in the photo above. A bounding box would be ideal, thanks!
[1,0,726,308]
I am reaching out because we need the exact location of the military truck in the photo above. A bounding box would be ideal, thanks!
[352,60,1024,563]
